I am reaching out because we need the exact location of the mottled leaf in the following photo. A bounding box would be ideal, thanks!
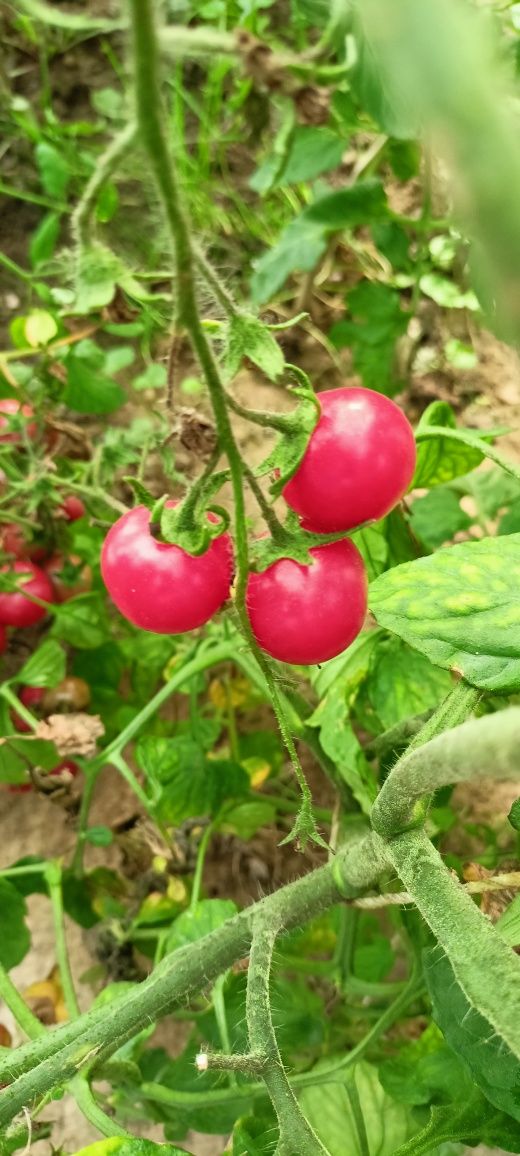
[370,534,520,692]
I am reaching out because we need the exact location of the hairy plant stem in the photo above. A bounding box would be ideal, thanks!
[0,835,384,1125]
[386,827,520,1060]
[246,914,332,1156]
[72,122,137,250]
[128,0,317,839]
[373,702,518,837]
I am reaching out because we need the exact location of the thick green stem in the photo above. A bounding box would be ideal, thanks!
[247,914,331,1156]
[386,827,520,1059]
[372,706,520,837]
[0,835,386,1125]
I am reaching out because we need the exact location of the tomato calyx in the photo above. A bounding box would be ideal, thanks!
[255,384,321,496]
[249,510,371,573]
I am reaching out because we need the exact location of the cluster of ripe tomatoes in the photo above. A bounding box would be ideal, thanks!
[0,399,89,656]
[102,388,416,666]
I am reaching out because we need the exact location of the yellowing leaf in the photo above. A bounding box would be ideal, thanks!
[242,756,271,788]
[209,675,252,710]
[24,965,68,1023]
[24,309,58,347]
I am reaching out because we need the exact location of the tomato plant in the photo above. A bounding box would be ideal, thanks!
[1,1,520,1155]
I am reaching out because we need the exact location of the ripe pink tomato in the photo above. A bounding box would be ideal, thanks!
[0,561,54,627]
[101,503,234,634]
[246,538,367,665]
[60,496,86,521]
[11,685,45,733]
[283,387,416,533]
[0,399,36,444]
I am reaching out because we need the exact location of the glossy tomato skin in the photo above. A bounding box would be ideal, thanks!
[0,561,55,627]
[283,387,416,533]
[246,539,367,665]
[0,400,36,444]
[101,503,233,634]
[60,496,86,521]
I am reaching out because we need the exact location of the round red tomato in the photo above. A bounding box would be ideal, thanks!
[101,503,233,634]
[283,387,416,533]
[0,561,54,626]
[60,496,86,521]
[11,685,45,733]
[0,399,36,444]
[246,539,367,665]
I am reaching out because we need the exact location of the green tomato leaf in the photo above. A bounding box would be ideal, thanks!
[392,1096,520,1156]
[29,211,61,268]
[222,801,277,840]
[136,736,249,824]
[74,244,123,314]
[412,401,485,487]
[0,878,30,970]
[369,533,520,692]
[307,633,381,812]
[133,363,168,391]
[368,637,452,731]
[495,894,520,948]
[419,272,480,310]
[95,181,119,224]
[299,1061,418,1156]
[35,141,70,199]
[51,596,108,649]
[71,1142,191,1156]
[232,1114,277,1156]
[252,126,344,191]
[251,181,387,304]
[63,350,126,415]
[330,282,409,396]
[224,314,284,382]
[165,899,238,953]
[425,946,520,1122]
[351,523,389,581]
[509,797,520,832]
[408,488,471,550]
[16,639,66,687]
[251,217,327,305]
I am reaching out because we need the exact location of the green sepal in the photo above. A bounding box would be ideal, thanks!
[123,476,155,510]
[255,385,320,494]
